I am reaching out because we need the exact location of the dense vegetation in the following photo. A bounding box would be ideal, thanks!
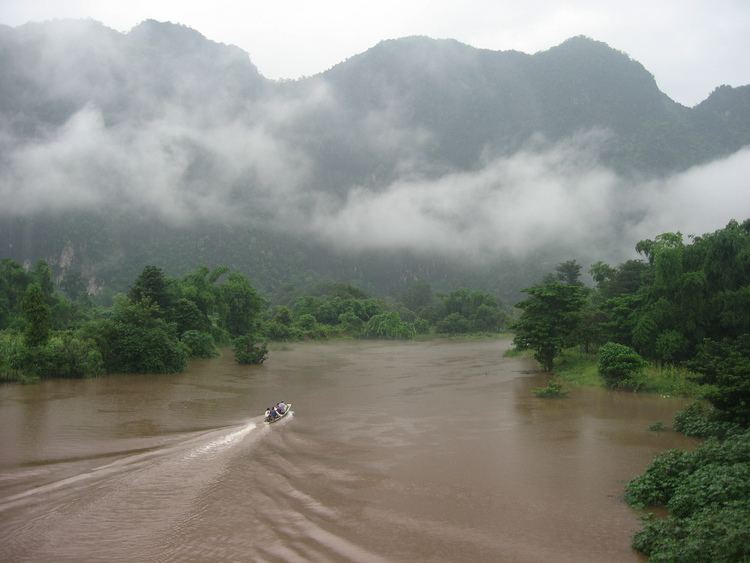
[512,219,750,560]
[0,262,268,381]
[0,260,509,383]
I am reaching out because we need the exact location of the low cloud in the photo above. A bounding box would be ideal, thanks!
[305,135,750,263]
[2,102,749,265]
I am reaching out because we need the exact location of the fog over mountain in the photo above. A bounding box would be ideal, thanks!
[1,19,749,297]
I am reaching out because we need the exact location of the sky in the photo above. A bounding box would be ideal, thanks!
[1,0,749,107]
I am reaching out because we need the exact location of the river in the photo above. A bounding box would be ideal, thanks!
[0,338,695,562]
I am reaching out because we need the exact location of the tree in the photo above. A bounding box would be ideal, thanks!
[219,273,263,337]
[513,281,585,371]
[104,296,187,373]
[129,265,173,311]
[232,334,268,364]
[556,259,583,286]
[690,336,750,425]
[401,280,433,311]
[21,283,51,347]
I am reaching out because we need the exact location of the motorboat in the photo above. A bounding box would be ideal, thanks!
[265,403,292,424]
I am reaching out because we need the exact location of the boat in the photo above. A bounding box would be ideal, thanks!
[265,403,292,424]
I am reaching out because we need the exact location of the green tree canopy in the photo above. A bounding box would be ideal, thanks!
[513,281,585,371]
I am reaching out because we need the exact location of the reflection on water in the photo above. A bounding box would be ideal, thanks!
[0,339,695,562]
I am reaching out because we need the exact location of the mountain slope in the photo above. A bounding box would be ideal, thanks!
[0,20,748,299]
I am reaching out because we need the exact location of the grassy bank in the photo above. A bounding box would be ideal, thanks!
[507,346,708,398]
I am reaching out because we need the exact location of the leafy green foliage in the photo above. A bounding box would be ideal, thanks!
[690,335,750,425]
[673,402,743,439]
[533,380,568,398]
[363,312,415,339]
[668,463,750,517]
[104,297,187,373]
[180,330,218,358]
[0,331,28,382]
[597,342,646,389]
[513,280,585,371]
[632,504,750,563]
[128,265,174,311]
[626,429,750,562]
[21,283,50,347]
[220,273,264,337]
[232,335,268,365]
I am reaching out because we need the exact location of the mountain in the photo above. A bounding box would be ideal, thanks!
[0,20,748,300]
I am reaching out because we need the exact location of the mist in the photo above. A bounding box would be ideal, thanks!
[1,19,749,274]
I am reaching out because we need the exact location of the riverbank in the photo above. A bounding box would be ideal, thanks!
[507,346,708,398]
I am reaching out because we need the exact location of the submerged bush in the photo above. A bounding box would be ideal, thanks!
[533,380,568,398]
[180,330,218,358]
[232,335,268,365]
[31,333,104,378]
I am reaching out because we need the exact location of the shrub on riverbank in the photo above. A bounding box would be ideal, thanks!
[626,406,750,562]
[673,402,742,439]
[598,343,646,389]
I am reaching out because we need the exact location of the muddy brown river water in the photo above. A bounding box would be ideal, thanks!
[0,338,696,562]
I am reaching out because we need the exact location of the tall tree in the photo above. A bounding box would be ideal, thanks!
[220,273,263,337]
[513,281,585,371]
[129,265,173,311]
[21,283,51,347]
[556,259,584,286]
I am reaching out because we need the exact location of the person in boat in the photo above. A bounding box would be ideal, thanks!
[277,401,287,414]
[265,407,272,420]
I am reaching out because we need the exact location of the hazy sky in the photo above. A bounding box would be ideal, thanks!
[1,0,748,107]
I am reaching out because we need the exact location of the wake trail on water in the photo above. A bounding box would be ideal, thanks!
[0,417,267,514]
[0,416,288,561]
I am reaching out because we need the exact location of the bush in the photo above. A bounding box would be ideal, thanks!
[413,318,430,335]
[180,330,218,358]
[673,402,743,439]
[4,332,104,380]
[633,503,750,562]
[35,334,104,378]
[627,429,750,560]
[263,320,300,341]
[533,380,568,398]
[0,331,29,382]
[107,322,187,373]
[363,312,415,339]
[435,313,471,334]
[625,448,693,507]
[668,463,750,517]
[232,335,268,365]
[598,342,646,389]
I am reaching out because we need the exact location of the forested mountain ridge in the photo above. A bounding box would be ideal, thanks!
[1,19,749,299]
[2,22,747,175]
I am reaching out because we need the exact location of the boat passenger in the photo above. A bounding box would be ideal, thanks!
[269,406,279,419]
[265,407,271,420]
[277,401,287,414]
